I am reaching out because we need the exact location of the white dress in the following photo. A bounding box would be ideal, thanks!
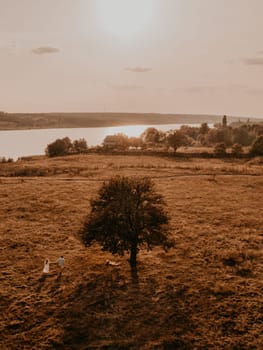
[43,259,50,273]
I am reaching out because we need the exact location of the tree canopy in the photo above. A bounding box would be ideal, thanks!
[45,137,88,157]
[80,176,173,268]
[166,130,188,152]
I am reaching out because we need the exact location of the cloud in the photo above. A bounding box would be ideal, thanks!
[161,84,246,94]
[242,57,263,65]
[124,67,152,73]
[246,88,263,95]
[31,46,60,55]
[112,84,144,91]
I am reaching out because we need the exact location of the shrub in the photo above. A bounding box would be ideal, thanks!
[72,138,88,153]
[0,157,14,163]
[166,130,188,152]
[11,167,47,177]
[231,143,243,156]
[250,135,263,156]
[45,137,73,157]
[214,143,227,156]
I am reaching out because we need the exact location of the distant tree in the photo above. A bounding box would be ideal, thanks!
[140,127,161,146]
[214,142,227,156]
[73,138,88,153]
[157,130,167,146]
[128,137,143,149]
[180,125,199,140]
[206,127,233,146]
[103,133,129,150]
[255,125,263,136]
[166,130,188,152]
[231,143,243,156]
[196,133,207,146]
[59,136,72,153]
[250,135,263,156]
[233,125,256,146]
[80,176,173,268]
[45,137,73,157]
[199,123,210,135]
[213,122,222,129]
[222,115,227,128]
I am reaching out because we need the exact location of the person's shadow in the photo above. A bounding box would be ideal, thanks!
[36,272,62,294]
[56,271,62,282]
[36,274,48,292]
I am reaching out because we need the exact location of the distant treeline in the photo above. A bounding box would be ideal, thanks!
[45,116,263,157]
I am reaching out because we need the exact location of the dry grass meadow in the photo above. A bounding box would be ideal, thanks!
[1,153,263,349]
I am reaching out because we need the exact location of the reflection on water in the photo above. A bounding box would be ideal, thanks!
[0,123,202,159]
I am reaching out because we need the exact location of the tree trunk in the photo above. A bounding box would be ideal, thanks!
[130,243,137,268]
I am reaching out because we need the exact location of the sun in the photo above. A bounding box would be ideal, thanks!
[96,0,157,40]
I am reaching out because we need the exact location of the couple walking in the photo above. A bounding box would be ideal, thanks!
[43,256,65,274]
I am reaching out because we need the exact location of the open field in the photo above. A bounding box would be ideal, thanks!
[1,154,263,349]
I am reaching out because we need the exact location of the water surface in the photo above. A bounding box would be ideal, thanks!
[0,123,202,159]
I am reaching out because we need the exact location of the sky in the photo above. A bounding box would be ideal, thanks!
[1,0,263,117]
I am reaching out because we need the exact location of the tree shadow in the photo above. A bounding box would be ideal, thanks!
[130,266,139,286]
[57,266,196,349]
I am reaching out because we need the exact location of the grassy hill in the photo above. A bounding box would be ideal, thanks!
[1,112,262,130]
[1,154,263,349]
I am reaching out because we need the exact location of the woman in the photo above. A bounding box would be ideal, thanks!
[43,259,50,273]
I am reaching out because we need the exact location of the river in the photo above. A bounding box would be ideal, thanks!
[0,123,202,159]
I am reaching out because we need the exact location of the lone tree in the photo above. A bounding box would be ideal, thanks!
[80,176,172,268]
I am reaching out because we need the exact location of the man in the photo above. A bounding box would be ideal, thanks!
[57,256,65,269]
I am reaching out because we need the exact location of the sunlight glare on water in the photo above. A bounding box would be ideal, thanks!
[0,124,203,159]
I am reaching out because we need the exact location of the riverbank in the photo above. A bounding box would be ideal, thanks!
[0,112,259,130]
